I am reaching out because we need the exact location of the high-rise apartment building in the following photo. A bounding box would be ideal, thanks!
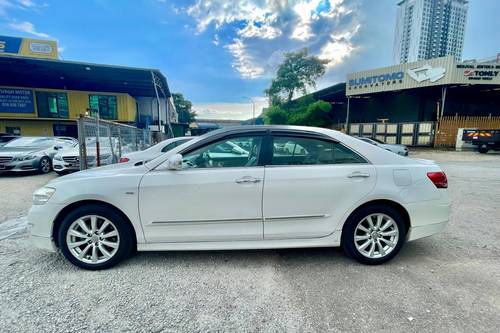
[393,0,468,64]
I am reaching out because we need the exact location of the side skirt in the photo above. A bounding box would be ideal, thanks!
[137,231,341,251]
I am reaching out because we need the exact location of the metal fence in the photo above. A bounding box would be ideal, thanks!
[77,116,156,170]
[348,121,435,146]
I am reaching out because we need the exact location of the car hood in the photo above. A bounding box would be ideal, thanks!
[57,147,80,156]
[49,162,145,185]
[0,147,46,156]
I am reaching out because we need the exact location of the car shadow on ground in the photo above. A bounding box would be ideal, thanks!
[0,171,46,177]
[30,239,442,273]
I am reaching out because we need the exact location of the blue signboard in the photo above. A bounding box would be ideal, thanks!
[0,35,23,54]
[0,88,35,113]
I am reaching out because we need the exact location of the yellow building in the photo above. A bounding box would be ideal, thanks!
[0,35,176,137]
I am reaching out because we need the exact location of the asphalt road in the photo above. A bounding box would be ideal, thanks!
[0,150,499,332]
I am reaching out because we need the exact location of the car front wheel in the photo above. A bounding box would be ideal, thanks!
[58,204,134,270]
[38,156,52,174]
[342,205,406,265]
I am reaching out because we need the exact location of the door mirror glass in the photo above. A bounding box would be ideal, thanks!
[165,153,183,170]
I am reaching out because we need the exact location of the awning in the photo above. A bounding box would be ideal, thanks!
[0,55,171,98]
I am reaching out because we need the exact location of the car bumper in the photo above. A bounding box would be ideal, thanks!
[27,202,64,253]
[404,194,452,241]
[52,159,81,172]
[0,159,39,172]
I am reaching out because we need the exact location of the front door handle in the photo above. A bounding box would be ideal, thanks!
[235,176,261,184]
[347,172,370,178]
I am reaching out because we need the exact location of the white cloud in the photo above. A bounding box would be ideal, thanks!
[187,0,361,80]
[0,0,14,16]
[193,98,268,120]
[9,20,51,38]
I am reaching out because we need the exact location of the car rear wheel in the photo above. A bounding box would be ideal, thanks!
[478,145,489,154]
[38,156,52,174]
[58,204,134,270]
[342,205,406,265]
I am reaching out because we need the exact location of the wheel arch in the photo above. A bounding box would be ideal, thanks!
[342,199,411,234]
[52,199,137,248]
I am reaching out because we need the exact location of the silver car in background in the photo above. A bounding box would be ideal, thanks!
[355,136,409,156]
[0,137,77,174]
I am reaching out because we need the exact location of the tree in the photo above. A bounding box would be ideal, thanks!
[172,93,196,124]
[264,96,332,127]
[265,48,329,105]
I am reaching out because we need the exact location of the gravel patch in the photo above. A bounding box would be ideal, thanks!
[0,152,499,332]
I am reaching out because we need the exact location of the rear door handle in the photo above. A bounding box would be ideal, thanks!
[235,176,261,184]
[347,172,370,178]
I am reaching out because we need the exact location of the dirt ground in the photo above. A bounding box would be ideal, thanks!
[0,150,499,332]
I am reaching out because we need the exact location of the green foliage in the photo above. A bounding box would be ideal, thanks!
[172,93,196,124]
[264,97,332,128]
[265,48,329,104]
[264,105,289,125]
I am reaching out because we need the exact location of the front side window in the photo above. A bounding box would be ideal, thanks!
[36,92,69,118]
[271,136,366,165]
[89,95,117,120]
[182,136,262,168]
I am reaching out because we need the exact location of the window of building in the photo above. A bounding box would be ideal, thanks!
[5,126,21,135]
[36,92,69,118]
[89,95,117,120]
[271,137,366,166]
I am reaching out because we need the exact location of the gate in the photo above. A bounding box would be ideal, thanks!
[348,121,435,146]
[77,116,155,170]
[435,116,500,147]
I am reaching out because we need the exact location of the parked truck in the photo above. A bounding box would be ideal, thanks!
[463,129,500,153]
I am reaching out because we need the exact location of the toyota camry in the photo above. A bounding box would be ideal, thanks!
[28,126,451,270]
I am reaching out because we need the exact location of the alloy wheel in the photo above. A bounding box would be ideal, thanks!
[354,213,399,259]
[65,215,120,264]
[40,158,51,173]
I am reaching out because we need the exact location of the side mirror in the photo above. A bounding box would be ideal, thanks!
[54,145,63,150]
[164,153,183,171]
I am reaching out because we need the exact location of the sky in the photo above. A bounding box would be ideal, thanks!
[1,0,498,120]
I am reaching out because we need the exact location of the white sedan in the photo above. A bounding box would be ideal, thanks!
[28,126,451,270]
[118,136,193,165]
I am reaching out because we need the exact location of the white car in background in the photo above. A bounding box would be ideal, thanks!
[28,126,450,270]
[355,136,409,156]
[53,137,119,175]
[119,137,193,165]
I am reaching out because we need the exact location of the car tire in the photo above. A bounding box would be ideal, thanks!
[58,204,135,270]
[478,145,489,154]
[38,156,52,174]
[341,205,406,265]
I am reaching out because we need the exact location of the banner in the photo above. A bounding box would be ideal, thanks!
[0,88,35,114]
[0,35,58,59]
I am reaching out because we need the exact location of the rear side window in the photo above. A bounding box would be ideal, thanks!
[271,136,366,165]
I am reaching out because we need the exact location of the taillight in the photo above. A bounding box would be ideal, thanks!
[427,171,448,189]
[119,157,129,163]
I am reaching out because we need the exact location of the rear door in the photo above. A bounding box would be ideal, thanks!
[263,133,376,239]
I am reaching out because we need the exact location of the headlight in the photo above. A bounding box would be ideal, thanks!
[54,155,62,161]
[13,155,37,161]
[33,187,56,205]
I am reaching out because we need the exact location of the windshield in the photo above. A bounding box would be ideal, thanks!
[3,137,53,148]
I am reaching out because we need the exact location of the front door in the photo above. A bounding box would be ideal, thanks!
[139,134,265,243]
[263,135,376,239]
